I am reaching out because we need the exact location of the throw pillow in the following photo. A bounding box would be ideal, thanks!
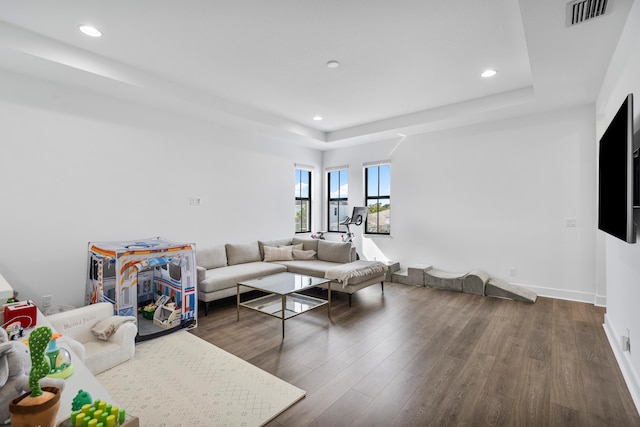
[263,245,294,262]
[279,243,304,251]
[317,240,352,263]
[292,249,317,260]
[258,239,293,259]
[225,242,261,265]
[91,315,136,340]
[196,245,227,269]
[292,237,318,252]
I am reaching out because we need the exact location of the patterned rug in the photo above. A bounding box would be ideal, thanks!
[95,330,305,426]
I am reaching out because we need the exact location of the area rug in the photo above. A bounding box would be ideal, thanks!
[95,330,305,426]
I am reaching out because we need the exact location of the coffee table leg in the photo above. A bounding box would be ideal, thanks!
[237,284,240,321]
[281,295,286,339]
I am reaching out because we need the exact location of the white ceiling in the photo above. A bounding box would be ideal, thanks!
[0,0,634,149]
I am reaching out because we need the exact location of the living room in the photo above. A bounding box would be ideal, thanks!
[0,0,639,425]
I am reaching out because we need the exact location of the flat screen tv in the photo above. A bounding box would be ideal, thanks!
[598,93,637,243]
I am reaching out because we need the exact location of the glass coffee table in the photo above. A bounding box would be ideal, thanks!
[237,272,331,338]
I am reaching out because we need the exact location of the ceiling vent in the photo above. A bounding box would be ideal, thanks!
[566,0,610,26]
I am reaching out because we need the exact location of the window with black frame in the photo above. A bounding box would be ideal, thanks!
[327,169,349,232]
[295,168,311,233]
[365,163,390,234]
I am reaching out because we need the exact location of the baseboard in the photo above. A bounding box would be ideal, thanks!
[403,280,607,306]
[593,293,607,307]
[603,314,640,416]
[515,283,605,306]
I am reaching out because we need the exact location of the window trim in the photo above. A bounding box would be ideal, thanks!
[295,168,312,233]
[364,162,391,235]
[327,168,349,232]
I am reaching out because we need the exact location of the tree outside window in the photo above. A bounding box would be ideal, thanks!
[365,164,390,234]
[295,169,311,233]
[328,169,349,232]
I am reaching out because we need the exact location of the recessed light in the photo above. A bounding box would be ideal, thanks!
[326,60,340,69]
[313,116,323,121]
[79,25,102,38]
[481,69,497,78]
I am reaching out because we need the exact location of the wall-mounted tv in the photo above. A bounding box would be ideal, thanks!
[598,93,637,243]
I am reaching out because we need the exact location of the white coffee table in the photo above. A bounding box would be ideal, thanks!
[237,272,331,338]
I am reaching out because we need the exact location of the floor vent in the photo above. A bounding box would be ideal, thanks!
[566,0,609,26]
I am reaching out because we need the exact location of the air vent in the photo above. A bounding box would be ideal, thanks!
[566,0,609,26]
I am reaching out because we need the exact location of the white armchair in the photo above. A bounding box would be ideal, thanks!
[46,302,137,375]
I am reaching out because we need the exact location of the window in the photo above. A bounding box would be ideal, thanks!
[365,163,390,234]
[295,168,311,233]
[327,169,349,232]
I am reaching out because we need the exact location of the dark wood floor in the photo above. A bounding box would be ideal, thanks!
[190,282,640,426]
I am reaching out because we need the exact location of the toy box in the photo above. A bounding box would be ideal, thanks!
[3,301,38,329]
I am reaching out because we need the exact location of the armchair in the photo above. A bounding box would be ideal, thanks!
[46,302,137,375]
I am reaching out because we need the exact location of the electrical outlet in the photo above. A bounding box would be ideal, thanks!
[622,335,630,352]
[622,328,631,352]
[627,328,631,352]
[42,295,52,307]
[509,267,517,277]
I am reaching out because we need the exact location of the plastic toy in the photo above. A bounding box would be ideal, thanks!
[71,389,92,412]
[45,333,74,379]
[0,327,64,425]
[86,237,197,332]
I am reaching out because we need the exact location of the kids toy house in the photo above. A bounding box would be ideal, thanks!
[86,237,197,341]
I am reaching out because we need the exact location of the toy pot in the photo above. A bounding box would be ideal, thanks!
[9,386,61,427]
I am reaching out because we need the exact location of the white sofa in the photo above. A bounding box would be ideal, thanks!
[196,237,387,315]
[46,302,137,375]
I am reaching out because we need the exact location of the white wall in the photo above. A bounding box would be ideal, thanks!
[597,0,640,412]
[0,71,321,308]
[0,55,604,307]
[323,105,597,303]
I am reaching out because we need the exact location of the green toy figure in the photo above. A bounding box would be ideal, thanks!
[26,326,52,398]
[72,389,93,411]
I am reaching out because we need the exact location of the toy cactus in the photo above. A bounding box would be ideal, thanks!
[9,326,64,427]
[27,326,52,397]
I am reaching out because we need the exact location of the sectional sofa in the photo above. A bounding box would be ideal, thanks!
[196,237,386,315]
